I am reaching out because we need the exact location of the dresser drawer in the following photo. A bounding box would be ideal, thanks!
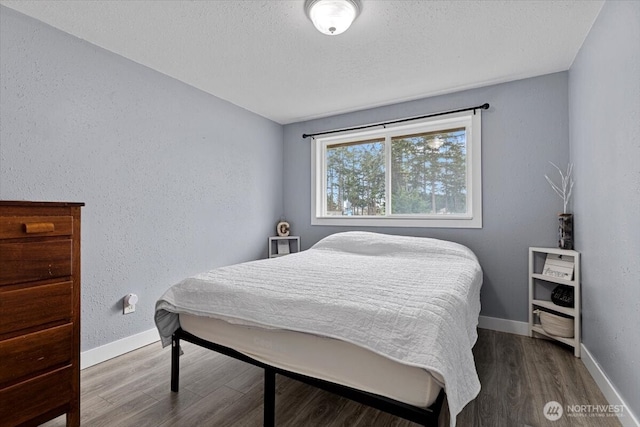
[0,281,73,335]
[0,240,72,285]
[0,365,72,426]
[0,323,73,386]
[0,215,73,239]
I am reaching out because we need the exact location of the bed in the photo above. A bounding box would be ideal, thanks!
[155,231,483,426]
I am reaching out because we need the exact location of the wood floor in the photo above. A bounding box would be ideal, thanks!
[41,329,622,427]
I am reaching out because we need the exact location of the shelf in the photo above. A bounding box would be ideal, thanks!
[529,247,581,357]
[268,236,300,258]
[532,299,575,316]
[531,273,576,287]
[531,325,577,348]
[530,247,579,256]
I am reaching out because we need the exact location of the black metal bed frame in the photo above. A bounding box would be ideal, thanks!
[171,328,445,426]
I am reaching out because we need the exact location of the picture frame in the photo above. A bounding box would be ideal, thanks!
[277,239,290,255]
[542,253,574,280]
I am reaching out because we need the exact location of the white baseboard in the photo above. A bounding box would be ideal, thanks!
[580,344,639,427]
[80,328,160,370]
[478,315,529,336]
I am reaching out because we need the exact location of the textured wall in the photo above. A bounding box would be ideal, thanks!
[569,0,640,418]
[283,73,570,323]
[0,7,284,351]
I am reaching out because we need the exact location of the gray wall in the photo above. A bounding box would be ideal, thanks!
[3,3,636,417]
[569,0,639,418]
[283,73,570,323]
[0,7,284,351]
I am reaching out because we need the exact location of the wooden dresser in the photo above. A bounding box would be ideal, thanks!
[0,201,83,427]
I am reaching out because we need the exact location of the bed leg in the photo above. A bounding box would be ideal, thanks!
[433,389,447,427]
[264,368,276,427]
[171,334,180,392]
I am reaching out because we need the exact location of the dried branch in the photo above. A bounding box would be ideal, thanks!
[544,161,575,214]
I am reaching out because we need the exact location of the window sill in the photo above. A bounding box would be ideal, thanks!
[311,216,482,228]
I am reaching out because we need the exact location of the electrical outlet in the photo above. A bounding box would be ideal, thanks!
[123,303,135,314]
[123,293,138,315]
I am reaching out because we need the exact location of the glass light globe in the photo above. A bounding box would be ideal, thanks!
[306,0,360,36]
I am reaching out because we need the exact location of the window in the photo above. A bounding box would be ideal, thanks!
[312,110,482,228]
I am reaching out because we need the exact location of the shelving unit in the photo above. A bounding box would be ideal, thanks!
[529,247,581,357]
[268,236,300,258]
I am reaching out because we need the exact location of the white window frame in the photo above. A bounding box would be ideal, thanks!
[311,110,482,228]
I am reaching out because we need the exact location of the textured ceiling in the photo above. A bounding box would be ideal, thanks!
[0,0,604,124]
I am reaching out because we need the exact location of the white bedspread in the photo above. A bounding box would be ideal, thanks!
[155,231,482,426]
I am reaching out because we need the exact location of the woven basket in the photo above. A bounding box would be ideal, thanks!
[539,310,574,338]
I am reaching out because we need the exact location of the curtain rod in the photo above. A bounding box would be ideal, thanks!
[302,103,489,139]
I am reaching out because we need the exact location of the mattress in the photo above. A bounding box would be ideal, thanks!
[156,231,483,426]
[180,313,443,408]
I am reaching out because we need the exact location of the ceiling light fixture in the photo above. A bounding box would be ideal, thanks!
[304,0,362,36]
